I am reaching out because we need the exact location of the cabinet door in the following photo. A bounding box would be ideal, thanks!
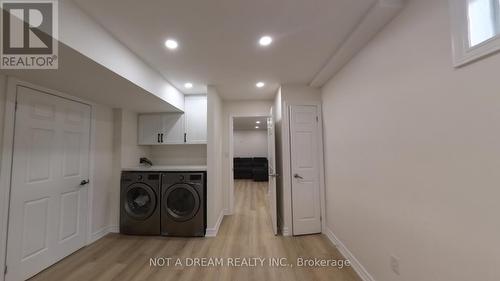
[184,95,207,144]
[138,114,163,145]
[162,113,184,144]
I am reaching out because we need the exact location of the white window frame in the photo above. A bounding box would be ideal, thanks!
[450,0,500,67]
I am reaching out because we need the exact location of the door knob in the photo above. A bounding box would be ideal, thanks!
[294,174,303,179]
[80,179,90,186]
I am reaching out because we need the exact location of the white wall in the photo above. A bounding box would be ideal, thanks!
[109,108,152,229]
[207,86,224,231]
[120,110,151,168]
[150,145,207,165]
[0,75,7,281]
[233,130,268,158]
[222,100,273,212]
[273,88,284,234]
[91,104,115,235]
[321,0,500,280]
[274,85,322,236]
[0,75,6,166]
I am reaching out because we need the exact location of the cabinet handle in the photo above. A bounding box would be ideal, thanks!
[157,133,160,143]
[161,133,164,143]
[184,133,187,143]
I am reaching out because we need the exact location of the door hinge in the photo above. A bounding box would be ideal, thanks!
[316,116,319,122]
[15,101,18,111]
[4,265,7,275]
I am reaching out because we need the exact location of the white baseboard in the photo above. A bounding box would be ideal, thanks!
[108,225,119,233]
[89,225,119,244]
[281,226,290,236]
[323,227,376,281]
[205,210,225,237]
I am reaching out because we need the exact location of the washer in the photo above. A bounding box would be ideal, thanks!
[161,172,206,237]
[120,172,161,235]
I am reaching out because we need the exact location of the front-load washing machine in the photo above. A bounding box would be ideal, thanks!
[161,172,206,237]
[120,172,161,235]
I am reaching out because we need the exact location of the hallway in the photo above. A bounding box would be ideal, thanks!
[29,180,360,281]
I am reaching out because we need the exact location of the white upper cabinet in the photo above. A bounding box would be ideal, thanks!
[184,95,207,144]
[138,114,164,145]
[138,95,207,145]
[162,113,185,144]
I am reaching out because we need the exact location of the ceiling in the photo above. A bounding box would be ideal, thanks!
[74,0,375,100]
[234,117,268,131]
[1,43,181,113]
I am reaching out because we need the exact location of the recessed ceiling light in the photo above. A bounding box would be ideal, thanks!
[256,82,265,88]
[255,126,260,129]
[184,82,193,89]
[256,121,261,124]
[259,36,273,46]
[165,39,178,50]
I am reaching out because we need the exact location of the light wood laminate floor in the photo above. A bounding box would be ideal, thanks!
[30,180,361,281]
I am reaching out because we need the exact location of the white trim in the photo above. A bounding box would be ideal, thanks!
[450,0,500,67]
[316,105,327,234]
[280,100,293,235]
[323,227,376,281]
[227,113,271,215]
[0,77,97,281]
[87,105,97,246]
[108,225,119,233]
[277,213,286,236]
[89,228,108,244]
[0,77,15,281]
[280,226,290,236]
[228,116,234,214]
[285,101,326,236]
[89,225,117,244]
[205,210,226,237]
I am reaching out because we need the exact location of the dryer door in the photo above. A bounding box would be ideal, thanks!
[125,183,157,220]
[164,183,200,222]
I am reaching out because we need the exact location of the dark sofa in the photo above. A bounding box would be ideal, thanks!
[234,157,268,182]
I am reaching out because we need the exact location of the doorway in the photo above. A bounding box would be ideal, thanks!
[1,81,92,281]
[229,115,277,235]
[289,105,322,235]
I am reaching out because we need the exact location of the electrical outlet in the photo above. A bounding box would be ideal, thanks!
[390,255,400,276]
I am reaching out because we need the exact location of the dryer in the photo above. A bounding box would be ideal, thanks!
[120,172,161,235]
[161,172,206,237]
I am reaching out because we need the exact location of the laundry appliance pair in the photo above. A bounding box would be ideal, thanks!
[120,171,206,237]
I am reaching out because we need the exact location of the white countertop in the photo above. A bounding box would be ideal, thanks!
[122,165,207,172]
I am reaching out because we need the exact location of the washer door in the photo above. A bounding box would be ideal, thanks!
[164,183,200,222]
[125,183,157,220]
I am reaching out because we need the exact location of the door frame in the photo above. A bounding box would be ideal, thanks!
[0,77,97,281]
[283,101,326,236]
[228,113,271,215]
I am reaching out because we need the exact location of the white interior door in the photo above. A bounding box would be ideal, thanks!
[267,117,278,235]
[6,86,90,281]
[289,105,321,236]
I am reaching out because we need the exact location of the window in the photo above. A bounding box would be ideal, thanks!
[450,0,500,66]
